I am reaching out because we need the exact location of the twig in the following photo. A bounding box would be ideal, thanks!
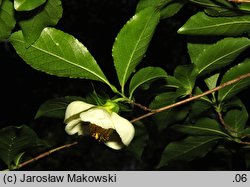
[217,111,229,129]
[130,73,250,123]
[228,0,250,3]
[15,141,78,170]
[130,100,155,112]
[240,141,250,145]
[217,111,238,133]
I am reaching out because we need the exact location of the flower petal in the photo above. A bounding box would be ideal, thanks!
[104,133,124,150]
[80,108,114,129]
[111,112,135,146]
[65,101,94,121]
[105,141,124,150]
[64,101,94,135]
[65,119,83,135]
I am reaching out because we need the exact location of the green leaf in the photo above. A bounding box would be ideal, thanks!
[149,92,176,130]
[193,37,250,76]
[189,0,232,9]
[205,73,219,90]
[204,73,220,100]
[175,118,231,138]
[150,92,176,109]
[165,75,181,88]
[112,8,160,92]
[0,0,16,40]
[157,136,220,168]
[220,96,249,138]
[218,59,250,102]
[190,0,249,17]
[149,92,189,131]
[178,12,250,36]
[194,87,212,103]
[136,0,171,12]
[10,28,113,88]
[188,41,211,64]
[224,109,248,133]
[222,96,246,112]
[203,1,250,17]
[205,8,244,17]
[129,67,167,98]
[241,128,250,138]
[0,125,42,168]
[160,0,187,19]
[189,99,212,119]
[238,3,250,13]
[35,96,85,119]
[174,64,196,96]
[13,152,25,168]
[136,0,186,19]
[36,93,109,119]
[18,0,62,45]
[14,0,46,11]
[0,0,2,6]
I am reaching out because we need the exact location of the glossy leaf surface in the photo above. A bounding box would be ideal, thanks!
[129,67,167,98]
[178,12,250,36]
[19,0,62,45]
[112,8,160,90]
[14,0,46,11]
[218,59,250,102]
[0,0,15,40]
[10,28,112,87]
[158,136,220,168]
[0,125,42,168]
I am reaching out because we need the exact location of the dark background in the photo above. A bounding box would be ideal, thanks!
[1,0,247,170]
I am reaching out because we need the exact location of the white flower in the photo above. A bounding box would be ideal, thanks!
[64,101,135,150]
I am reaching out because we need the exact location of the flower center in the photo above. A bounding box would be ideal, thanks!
[88,124,113,142]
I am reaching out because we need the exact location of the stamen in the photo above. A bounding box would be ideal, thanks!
[89,124,113,142]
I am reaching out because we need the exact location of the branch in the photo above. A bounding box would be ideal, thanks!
[227,0,250,3]
[131,73,250,123]
[15,141,78,170]
[130,100,155,112]
[217,111,238,132]
[240,141,250,145]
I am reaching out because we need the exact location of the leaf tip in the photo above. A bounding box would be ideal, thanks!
[177,27,185,34]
